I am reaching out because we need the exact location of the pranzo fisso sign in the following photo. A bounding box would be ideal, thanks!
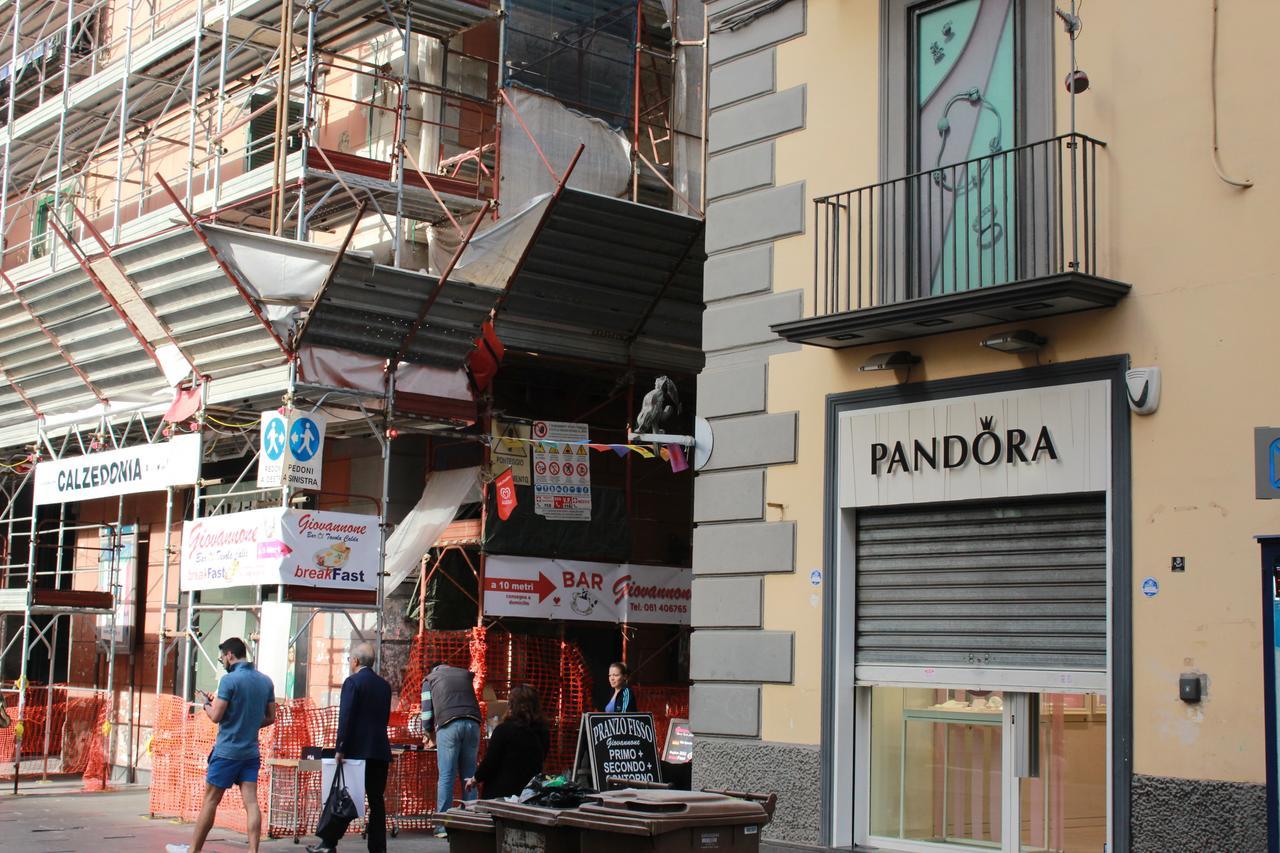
[839,382,1109,508]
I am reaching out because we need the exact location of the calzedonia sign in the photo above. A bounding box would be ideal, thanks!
[839,382,1110,509]
[34,434,201,506]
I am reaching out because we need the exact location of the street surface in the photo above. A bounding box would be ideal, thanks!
[0,781,450,853]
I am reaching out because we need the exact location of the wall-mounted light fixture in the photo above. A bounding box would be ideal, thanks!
[980,330,1046,354]
[860,351,921,372]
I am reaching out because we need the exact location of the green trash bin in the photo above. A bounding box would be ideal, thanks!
[440,803,496,853]
[560,788,774,852]
[475,799,583,853]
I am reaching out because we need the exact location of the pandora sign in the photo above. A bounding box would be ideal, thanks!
[838,381,1109,508]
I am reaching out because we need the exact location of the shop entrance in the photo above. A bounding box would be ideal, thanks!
[860,685,1107,851]
[851,495,1110,851]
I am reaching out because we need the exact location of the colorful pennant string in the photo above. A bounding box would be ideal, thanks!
[484,434,684,465]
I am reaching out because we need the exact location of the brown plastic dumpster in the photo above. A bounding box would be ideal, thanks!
[475,799,582,853]
[559,788,774,852]
[440,803,495,853]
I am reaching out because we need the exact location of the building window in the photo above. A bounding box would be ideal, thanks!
[881,0,1053,295]
[246,93,303,171]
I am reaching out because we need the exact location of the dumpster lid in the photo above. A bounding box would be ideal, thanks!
[473,798,580,827]
[439,806,495,832]
[560,789,771,836]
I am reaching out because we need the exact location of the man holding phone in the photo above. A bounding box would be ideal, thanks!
[167,637,276,853]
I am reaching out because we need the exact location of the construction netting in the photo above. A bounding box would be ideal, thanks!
[0,686,109,788]
[148,627,686,839]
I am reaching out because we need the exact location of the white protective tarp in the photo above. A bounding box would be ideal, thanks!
[384,465,481,591]
[496,86,632,212]
[297,344,474,404]
[200,224,332,336]
[441,193,553,289]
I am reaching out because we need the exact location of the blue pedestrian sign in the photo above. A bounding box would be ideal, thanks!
[257,410,326,489]
[263,416,287,461]
[290,416,321,462]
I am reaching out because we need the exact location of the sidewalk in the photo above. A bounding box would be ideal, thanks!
[0,783,451,852]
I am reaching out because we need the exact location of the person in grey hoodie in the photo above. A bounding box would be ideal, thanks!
[421,661,482,838]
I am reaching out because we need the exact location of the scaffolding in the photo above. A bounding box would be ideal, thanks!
[0,0,705,791]
[0,0,703,278]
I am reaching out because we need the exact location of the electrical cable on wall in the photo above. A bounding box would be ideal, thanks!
[1210,0,1252,188]
[711,0,794,34]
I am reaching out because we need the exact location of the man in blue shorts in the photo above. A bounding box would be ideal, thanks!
[168,637,276,853]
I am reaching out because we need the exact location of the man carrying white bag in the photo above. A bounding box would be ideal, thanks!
[310,642,393,853]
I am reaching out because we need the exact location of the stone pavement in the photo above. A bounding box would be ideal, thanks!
[0,781,451,853]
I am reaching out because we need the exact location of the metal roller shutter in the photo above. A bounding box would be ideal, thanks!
[854,494,1106,672]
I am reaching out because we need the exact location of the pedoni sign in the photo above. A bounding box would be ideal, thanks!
[33,434,202,506]
[181,508,379,591]
[483,554,691,625]
[839,381,1110,509]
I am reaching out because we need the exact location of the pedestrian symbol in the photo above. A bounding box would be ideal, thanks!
[290,416,320,462]
[263,417,287,461]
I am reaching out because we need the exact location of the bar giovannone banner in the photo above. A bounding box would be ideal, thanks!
[483,554,690,625]
[181,508,380,591]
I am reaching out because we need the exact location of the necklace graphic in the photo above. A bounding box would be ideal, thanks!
[931,87,1005,249]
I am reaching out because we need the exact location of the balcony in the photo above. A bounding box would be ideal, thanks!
[773,133,1130,348]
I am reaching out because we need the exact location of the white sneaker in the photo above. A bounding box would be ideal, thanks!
[165,845,191,853]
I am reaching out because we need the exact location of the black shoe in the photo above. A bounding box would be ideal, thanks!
[305,845,336,853]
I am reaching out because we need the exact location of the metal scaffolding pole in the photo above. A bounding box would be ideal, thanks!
[270,0,295,235]
[183,0,206,207]
[296,0,317,240]
[393,6,411,267]
[111,0,137,242]
[48,0,77,268]
[375,372,394,668]
[180,387,209,700]
[103,495,122,786]
[39,502,69,780]
[12,458,38,793]
[211,0,232,209]
[155,485,174,697]
[0,0,23,253]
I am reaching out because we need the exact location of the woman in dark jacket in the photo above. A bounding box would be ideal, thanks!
[466,684,550,799]
[603,661,638,713]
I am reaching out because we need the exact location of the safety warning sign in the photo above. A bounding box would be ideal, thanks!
[532,420,591,521]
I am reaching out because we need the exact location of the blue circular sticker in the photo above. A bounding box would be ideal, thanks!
[263,417,287,461]
[289,416,321,462]
[809,569,822,587]
[1141,576,1159,598]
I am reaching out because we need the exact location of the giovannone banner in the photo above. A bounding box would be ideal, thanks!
[33,433,202,506]
[181,508,380,591]
[483,554,691,625]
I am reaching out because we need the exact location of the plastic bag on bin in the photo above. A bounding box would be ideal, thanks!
[519,774,594,808]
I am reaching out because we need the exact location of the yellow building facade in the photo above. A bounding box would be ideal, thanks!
[689,1,1278,850]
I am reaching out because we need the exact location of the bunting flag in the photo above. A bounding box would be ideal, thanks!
[495,468,518,520]
[668,444,689,473]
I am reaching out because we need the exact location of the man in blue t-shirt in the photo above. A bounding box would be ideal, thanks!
[167,637,276,853]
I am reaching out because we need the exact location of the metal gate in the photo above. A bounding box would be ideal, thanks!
[854,494,1106,674]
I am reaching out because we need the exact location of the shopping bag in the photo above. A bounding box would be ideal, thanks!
[320,758,367,818]
[316,760,364,838]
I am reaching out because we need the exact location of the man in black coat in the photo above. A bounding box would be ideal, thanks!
[308,642,392,853]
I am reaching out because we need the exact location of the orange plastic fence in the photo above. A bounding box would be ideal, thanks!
[147,627,639,839]
[0,687,107,786]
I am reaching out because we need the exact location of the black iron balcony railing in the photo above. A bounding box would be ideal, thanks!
[811,133,1105,318]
